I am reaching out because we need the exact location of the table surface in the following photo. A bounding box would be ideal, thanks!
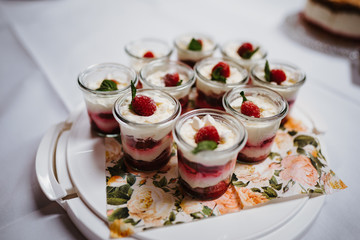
[0,0,359,239]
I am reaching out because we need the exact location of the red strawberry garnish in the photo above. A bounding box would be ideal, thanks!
[212,62,230,78]
[240,91,260,118]
[237,42,253,58]
[164,72,180,87]
[194,126,220,144]
[131,95,157,116]
[143,51,155,58]
[270,69,286,85]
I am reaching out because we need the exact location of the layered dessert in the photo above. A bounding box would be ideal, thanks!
[124,38,173,72]
[223,86,288,163]
[251,60,306,116]
[195,58,248,110]
[113,86,181,171]
[140,60,195,112]
[78,63,138,137]
[173,109,247,200]
[221,40,267,70]
[174,33,217,68]
[303,0,360,39]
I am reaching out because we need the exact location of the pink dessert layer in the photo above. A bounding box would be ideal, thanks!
[195,89,224,110]
[87,110,119,135]
[177,150,234,200]
[237,135,276,163]
[122,133,173,171]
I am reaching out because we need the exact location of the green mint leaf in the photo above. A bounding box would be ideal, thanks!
[130,80,136,100]
[211,67,227,83]
[264,60,271,82]
[240,91,248,102]
[241,47,260,59]
[96,79,118,91]
[188,38,202,51]
[176,80,183,86]
[192,140,218,154]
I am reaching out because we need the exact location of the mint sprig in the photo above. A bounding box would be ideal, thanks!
[211,67,227,83]
[264,60,271,82]
[129,80,136,110]
[240,91,248,102]
[96,79,118,91]
[241,47,259,59]
[188,38,202,51]
[176,80,183,86]
[192,140,218,154]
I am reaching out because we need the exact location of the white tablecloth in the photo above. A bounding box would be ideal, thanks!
[0,0,358,239]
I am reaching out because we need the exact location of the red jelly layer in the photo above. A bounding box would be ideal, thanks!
[237,135,276,163]
[195,89,224,110]
[87,110,119,135]
[179,177,230,201]
[179,95,189,113]
[179,59,197,68]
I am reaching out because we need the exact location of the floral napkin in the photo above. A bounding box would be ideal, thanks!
[104,116,346,238]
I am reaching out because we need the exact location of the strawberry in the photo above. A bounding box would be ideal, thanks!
[194,126,220,144]
[211,62,230,83]
[130,81,156,116]
[270,69,286,85]
[237,42,253,57]
[143,51,155,58]
[164,72,181,87]
[240,91,260,118]
[131,95,157,116]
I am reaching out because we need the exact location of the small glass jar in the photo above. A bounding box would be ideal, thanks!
[220,40,267,71]
[174,33,217,68]
[78,63,138,137]
[194,57,249,110]
[250,60,306,117]
[113,89,181,171]
[140,59,195,112]
[124,38,173,73]
[173,109,247,200]
[223,86,288,163]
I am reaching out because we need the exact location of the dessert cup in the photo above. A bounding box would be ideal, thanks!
[173,109,247,200]
[113,89,181,171]
[78,63,138,137]
[194,57,248,110]
[174,33,217,68]
[250,60,306,118]
[223,86,288,163]
[140,59,195,112]
[124,38,173,73]
[220,40,267,71]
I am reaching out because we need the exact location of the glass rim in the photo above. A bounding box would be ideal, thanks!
[174,33,218,54]
[194,57,249,87]
[113,89,181,127]
[173,108,248,155]
[139,59,196,91]
[250,60,306,90]
[220,39,268,61]
[124,38,173,60]
[223,86,289,122]
[77,62,138,96]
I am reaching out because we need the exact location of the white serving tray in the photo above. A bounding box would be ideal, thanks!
[36,105,326,240]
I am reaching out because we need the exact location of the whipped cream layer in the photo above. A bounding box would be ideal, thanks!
[118,91,177,140]
[84,76,131,112]
[196,63,246,95]
[223,42,264,60]
[230,95,280,146]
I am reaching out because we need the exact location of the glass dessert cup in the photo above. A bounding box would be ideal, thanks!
[250,60,306,120]
[78,63,138,137]
[124,38,173,73]
[113,89,181,172]
[173,109,247,200]
[174,33,217,68]
[220,40,267,72]
[194,57,249,110]
[140,59,195,112]
[223,86,288,163]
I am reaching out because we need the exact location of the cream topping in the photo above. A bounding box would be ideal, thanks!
[146,71,189,87]
[224,42,264,60]
[177,36,215,51]
[86,74,130,90]
[231,95,278,118]
[199,64,245,84]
